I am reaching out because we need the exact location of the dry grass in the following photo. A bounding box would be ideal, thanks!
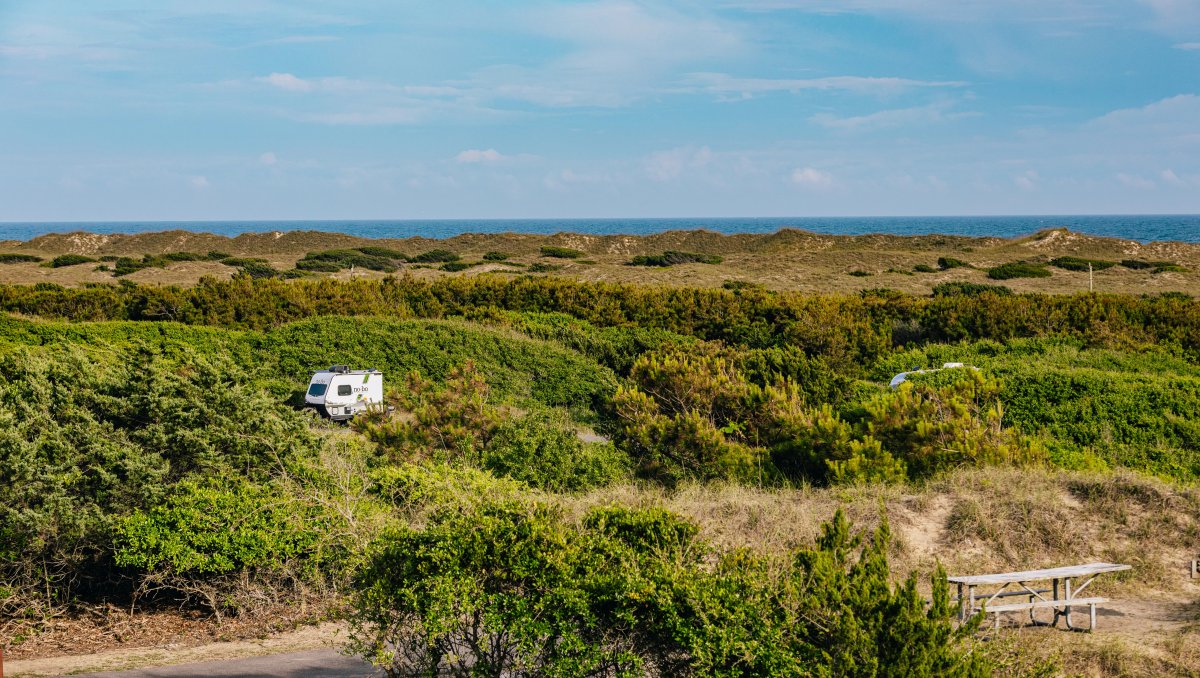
[0,227,1196,294]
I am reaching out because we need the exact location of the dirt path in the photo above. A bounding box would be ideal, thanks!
[4,622,349,677]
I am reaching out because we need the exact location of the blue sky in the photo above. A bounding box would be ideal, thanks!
[1,1,1198,220]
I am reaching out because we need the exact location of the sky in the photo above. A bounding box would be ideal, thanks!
[1,1,1199,221]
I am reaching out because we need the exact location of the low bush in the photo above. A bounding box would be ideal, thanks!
[987,262,1051,280]
[0,253,42,264]
[482,251,510,261]
[528,262,562,273]
[296,250,398,273]
[354,246,407,259]
[913,264,938,273]
[48,254,96,267]
[540,245,585,259]
[408,249,460,263]
[439,261,475,272]
[938,256,970,270]
[628,251,723,267]
[348,502,988,677]
[1050,256,1117,272]
[848,269,873,277]
[1154,263,1189,273]
[931,281,1013,297]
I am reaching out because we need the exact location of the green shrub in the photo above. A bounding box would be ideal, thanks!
[115,477,318,575]
[47,254,96,267]
[528,262,562,273]
[348,503,988,677]
[937,256,970,270]
[482,251,510,261]
[296,250,398,272]
[913,264,938,273]
[1120,259,1179,271]
[484,410,629,492]
[1154,263,1188,273]
[628,251,723,267]
[206,251,232,261]
[1050,256,1117,272]
[408,249,460,263]
[931,281,1012,297]
[439,261,475,272]
[987,262,1051,280]
[848,269,873,277]
[540,245,585,259]
[354,246,407,259]
[0,253,42,264]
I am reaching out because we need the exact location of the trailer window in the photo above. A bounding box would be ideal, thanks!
[307,383,327,397]
[338,384,352,396]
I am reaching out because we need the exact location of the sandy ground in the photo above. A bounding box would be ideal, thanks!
[5,623,349,677]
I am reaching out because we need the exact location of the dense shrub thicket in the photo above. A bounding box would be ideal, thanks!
[1,274,1197,674]
[0,276,1196,362]
[350,499,988,677]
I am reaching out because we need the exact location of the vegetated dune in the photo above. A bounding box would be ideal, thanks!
[0,227,1196,294]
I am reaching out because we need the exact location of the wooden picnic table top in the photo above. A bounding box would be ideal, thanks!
[947,562,1130,586]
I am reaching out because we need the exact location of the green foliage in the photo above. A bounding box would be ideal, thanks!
[354,246,407,259]
[482,251,510,261]
[48,253,96,267]
[349,503,988,677]
[541,245,585,259]
[0,345,323,614]
[0,253,42,264]
[115,477,319,576]
[987,262,1051,280]
[931,282,1013,297]
[356,363,625,491]
[486,410,629,492]
[629,251,723,267]
[937,256,970,270]
[439,261,475,272]
[848,269,873,277]
[1154,263,1189,273]
[913,264,937,273]
[722,280,764,291]
[529,262,563,272]
[297,249,399,273]
[1120,258,1182,272]
[1050,256,1117,272]
[408,249,460,263]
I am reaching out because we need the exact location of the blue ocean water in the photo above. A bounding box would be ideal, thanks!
[1,215,1197,243]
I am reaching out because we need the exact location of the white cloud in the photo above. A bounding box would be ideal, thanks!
[456,149,504,164]
[810,102,973,132]
[644,146,714,181]
[1161,168,1185,185]
[1117,172,1156,189]
[1014,170,1038,190]
[298,108,425,125]
[791,167,834,190]
[259,151,277,165]
[1176,42,1200,50]
[258,72,314,92]
[685,72,967,99]
[190,175,210,190]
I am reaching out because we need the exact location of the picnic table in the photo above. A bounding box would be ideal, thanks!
[948,562,1130,632]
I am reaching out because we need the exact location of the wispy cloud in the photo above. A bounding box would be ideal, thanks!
[1175,42,1200,50]
[684,72,967,100]
[456,149,504,164]
[791,167,835,190]
[809,102,975,131]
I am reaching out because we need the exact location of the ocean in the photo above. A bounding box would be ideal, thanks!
[1,215,1198,243]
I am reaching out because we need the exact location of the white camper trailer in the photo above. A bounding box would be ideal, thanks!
[305,365,384,420]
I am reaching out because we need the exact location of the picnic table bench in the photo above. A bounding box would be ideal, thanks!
[948,562,1130,632]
